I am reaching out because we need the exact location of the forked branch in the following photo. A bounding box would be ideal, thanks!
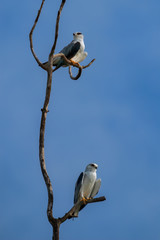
[29,0,94,78]
[29,0,67,229]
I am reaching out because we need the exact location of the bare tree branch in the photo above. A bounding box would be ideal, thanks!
[82,58,96,69]
[39,72,55,225]
[68,66,82,80]
[29,0,57,224]
[49,0,66,60]
[68,58,96,80]
[29,0,47,70]
[38,0,67,228]
[29,0,66,228]
[59,196,106,223]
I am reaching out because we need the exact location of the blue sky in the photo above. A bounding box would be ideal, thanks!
[0,0,160,239]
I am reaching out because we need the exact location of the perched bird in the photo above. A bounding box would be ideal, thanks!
[43,32,88,69]
[73,163,101,217]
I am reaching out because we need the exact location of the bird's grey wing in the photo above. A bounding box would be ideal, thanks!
[74,172,84,204]
[60,41,80,60]
[90,179,101,198]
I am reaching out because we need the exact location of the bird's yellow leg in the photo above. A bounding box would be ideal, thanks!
[70,59,80,67]
[87,197,92,200]
[80,197,87,204]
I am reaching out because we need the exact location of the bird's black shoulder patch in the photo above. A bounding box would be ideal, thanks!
[74,172,84,204]
[61,41,80,60]
[77,172,83,186]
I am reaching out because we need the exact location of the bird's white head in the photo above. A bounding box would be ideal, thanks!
[73,32,84,41]
[85,163,98,172]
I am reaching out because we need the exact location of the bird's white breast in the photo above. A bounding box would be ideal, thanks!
[71,39,87,63]
[81,171,97,198]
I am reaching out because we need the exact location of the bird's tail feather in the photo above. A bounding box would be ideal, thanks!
[72,210,79,218]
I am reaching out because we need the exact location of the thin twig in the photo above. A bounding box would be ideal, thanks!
[68,66,82,80]
[68,58,95,80]
[82,58,96,69]
[29,0,47,70]
[49,0,66,60]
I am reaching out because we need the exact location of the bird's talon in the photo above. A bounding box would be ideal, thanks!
[70,60,80,67]
[87,197,92,200]
[81,197,87,204]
